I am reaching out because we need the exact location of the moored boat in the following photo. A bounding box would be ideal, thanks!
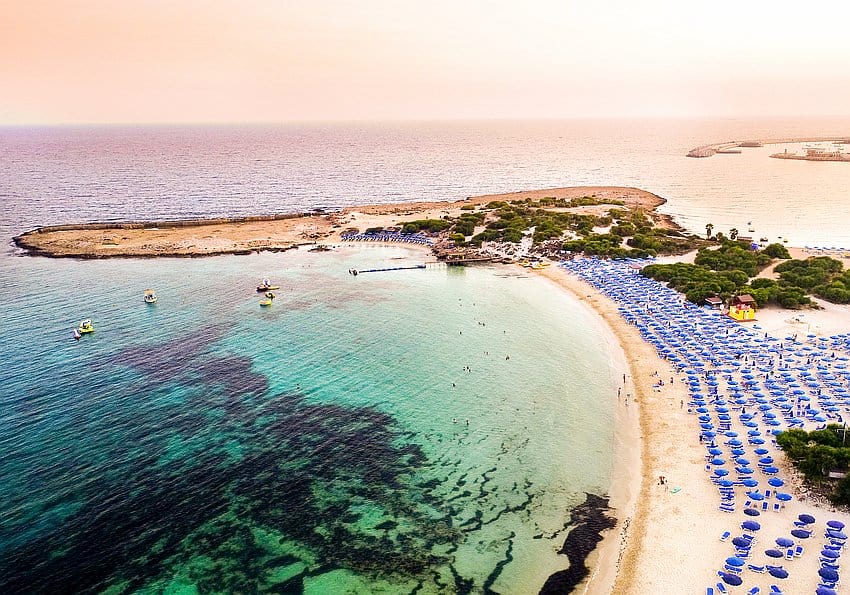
[78,319,94,334]
[144,289,157,303]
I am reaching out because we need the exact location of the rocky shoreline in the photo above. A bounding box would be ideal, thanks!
[11,186,677,261]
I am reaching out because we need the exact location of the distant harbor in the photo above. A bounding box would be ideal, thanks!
[687,136,850,158]
[770,146,850,163]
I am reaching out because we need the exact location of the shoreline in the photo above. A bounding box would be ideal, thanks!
[534,268,643,595]
[11,186,676,259]
[536,268,644,595]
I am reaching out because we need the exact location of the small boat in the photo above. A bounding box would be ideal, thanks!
[144,289,157,304]
[257,278,280,292]
[78,319,94,334]
[73,328,81,340]
[260,291,275,307]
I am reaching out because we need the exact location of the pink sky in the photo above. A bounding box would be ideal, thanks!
[2,1,849,124]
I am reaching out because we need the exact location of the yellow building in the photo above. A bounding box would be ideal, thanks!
[728,294,756,322]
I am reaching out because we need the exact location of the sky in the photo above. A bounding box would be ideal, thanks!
[2,0,849,124]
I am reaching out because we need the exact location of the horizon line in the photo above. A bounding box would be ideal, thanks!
[4,113,850,129]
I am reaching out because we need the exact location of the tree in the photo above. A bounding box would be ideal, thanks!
[705,222,714,239]
[762,243,791,259]
[729,228,739,240]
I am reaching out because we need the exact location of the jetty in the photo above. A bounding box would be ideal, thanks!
[351,264,428,274]
[686,136,850,158]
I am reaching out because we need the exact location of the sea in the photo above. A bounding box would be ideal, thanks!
[1,118,849,593]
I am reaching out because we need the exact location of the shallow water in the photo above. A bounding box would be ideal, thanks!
[0,245,618,592]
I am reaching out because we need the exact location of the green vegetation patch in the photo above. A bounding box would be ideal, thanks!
[777,426,850,506]
[694,241,774,277]
[776,257,850,303]
[400,219,453,234]
[640,241,816,307]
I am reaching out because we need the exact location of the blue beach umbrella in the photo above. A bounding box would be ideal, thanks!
[775,492,792,502]
[732,536,751,548]
[768,567,789,579]
[742,520,761,531]
[816,587,838,595]
[765,549,783,558]
[821,549,840,559]
[714,469,729,477]
[827,530,847,540]
[791,529,811,539]
[726,556,745,567]
[819,567,839,582]
[717,479,735,487]
[768,477,784,487]
[748,492,765,501]
[744,508,760,517]
[720,573,743,586]
[776,537,794,548]
[827,520,845,530]
[741,478,759,487]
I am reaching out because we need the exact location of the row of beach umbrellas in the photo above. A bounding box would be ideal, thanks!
[560,257,850,592]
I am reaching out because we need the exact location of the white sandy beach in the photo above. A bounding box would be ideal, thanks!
[542,259,850,595]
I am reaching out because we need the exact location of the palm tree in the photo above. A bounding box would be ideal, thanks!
[730,228,739,240]
[705,223,714,239]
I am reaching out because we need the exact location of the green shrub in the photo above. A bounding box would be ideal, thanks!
[762,243,791,259]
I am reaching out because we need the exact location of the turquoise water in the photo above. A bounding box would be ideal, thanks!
[0,245,617,593]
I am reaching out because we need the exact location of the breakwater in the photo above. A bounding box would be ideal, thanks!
[686,136,850,158]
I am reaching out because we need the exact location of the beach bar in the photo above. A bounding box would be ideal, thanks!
[728,294,756,322]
